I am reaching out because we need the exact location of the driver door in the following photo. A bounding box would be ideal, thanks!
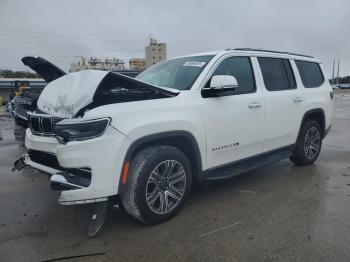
[202,56,264,169]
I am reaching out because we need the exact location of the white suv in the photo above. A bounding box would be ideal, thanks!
[14,48,333,224]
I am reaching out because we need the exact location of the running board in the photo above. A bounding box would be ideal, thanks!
[205,146,293,180]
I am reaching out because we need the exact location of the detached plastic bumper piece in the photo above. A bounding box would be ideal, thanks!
[12,155,27,171]
[50,171,91,191]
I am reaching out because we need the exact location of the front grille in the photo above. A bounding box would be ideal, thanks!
[28,150,91,180]
[29,114,61,136]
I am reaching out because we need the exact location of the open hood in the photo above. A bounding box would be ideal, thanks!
[22,56,66,83]
[37,70,179,118]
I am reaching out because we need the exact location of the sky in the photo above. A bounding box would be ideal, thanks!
[0,0,349,78]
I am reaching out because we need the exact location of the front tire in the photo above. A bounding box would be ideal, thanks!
[290,120,322,166]
[121,145,192,225]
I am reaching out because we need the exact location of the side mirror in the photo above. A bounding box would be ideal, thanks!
[202,75,238,98]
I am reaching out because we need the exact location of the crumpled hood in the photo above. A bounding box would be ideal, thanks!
[37,70,179,118]
[37,70,108,118]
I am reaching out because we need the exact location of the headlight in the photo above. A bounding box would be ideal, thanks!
[54,118,110,143]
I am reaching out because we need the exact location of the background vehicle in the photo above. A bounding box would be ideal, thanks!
[14,48,333,226]
[337,83,350,89]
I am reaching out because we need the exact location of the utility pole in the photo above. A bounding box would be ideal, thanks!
[331,59,335,85]
[336,60,340,86]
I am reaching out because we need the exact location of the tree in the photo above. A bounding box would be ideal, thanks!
[0,69,40,78]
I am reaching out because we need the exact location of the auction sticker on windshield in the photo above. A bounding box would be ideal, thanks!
[183,61,206,67]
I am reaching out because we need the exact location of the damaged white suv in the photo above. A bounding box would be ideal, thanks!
[15,48,333,225]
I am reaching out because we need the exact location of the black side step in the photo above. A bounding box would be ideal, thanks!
[205,146,293,180]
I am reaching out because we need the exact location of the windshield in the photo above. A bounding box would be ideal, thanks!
[136,55,214,90]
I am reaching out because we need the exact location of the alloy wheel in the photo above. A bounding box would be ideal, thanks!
[304,126,321,159]
[145,160,186,214]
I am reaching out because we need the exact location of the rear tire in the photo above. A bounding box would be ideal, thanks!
[290,120,322,166]
[121,145,192,225]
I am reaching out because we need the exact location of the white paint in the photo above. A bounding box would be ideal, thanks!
[24,49,333,205]
[37,70,108,118]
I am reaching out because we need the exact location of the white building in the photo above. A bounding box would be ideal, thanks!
[145,38,167,68]
[70,57,125,72]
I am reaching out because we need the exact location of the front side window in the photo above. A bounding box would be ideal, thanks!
[136,55,214,90]
[295,61,324,88]
[258,57,296,91]
[208,56,256,94]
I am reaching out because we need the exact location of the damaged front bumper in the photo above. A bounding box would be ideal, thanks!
[13,155,27,171]
[14,127,132,205]
[13,154,90,191]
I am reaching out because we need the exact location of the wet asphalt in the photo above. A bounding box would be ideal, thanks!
[0,91,349,262]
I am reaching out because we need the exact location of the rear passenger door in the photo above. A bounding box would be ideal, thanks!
[256,57,303,152]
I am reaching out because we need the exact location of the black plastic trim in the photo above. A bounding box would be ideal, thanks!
[324,124,332,138]
[27,150,92,180]
[297,109,326,140]
[205,144,294,180]
[119,131,203,193]
[50,171,90,191]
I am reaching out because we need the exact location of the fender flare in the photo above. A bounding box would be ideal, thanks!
[118,130,203,193]
[297,108,326,140]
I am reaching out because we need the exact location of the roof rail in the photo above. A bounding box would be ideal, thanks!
[226,48,314,58]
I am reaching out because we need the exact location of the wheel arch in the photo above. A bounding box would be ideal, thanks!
[122,131,204,184]
[298,108,326,140]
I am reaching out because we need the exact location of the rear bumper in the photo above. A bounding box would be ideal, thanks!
[23,126,132,205]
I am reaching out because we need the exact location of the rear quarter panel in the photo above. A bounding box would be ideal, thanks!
[300,63,333,130]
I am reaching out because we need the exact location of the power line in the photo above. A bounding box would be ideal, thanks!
[0,25,145,44]
[0,38,143,53]
[0,26,201,53]
[0,49,74,60]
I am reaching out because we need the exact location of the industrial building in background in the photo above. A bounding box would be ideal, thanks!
[145,38,167,68]
[70,38,167,72]
[70,56,125,72]
[129,58,146,70]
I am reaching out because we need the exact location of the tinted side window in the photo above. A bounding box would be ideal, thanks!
[210,57,255,94]
[295,61,324,88]
[258,57,296,91]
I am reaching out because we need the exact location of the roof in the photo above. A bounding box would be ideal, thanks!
[172,48,321,63]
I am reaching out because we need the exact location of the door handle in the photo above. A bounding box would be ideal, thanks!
[248,102,262,109]
[293,97,303,103]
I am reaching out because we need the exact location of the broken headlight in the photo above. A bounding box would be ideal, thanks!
[54,118,110,143]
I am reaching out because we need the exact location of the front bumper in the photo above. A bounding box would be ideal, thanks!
[22,126,132,205]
